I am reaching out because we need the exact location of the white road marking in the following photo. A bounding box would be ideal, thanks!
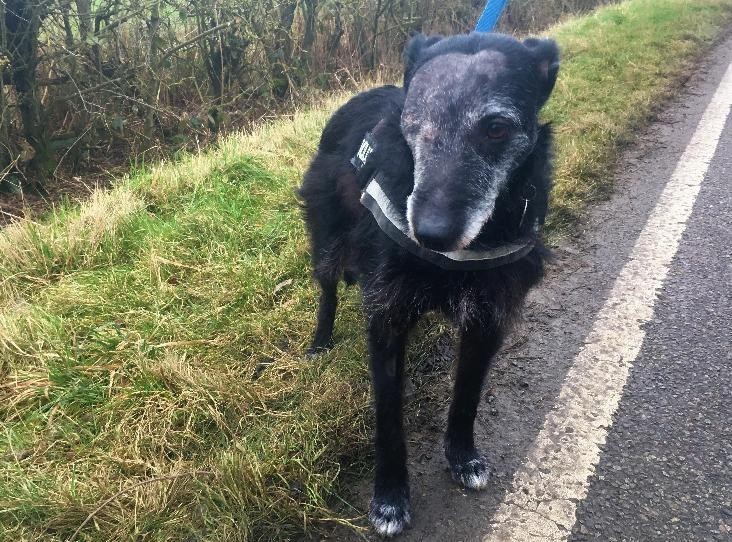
[484,62,732,541]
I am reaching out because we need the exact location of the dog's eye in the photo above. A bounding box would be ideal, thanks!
[485,121,510,140]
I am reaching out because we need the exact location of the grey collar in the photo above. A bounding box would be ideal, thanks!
[353,131,538,271]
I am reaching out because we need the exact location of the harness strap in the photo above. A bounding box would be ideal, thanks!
[360,172,537,271]
[352,130,538,271]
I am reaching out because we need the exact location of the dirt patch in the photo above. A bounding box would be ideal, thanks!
[0,173,114,227]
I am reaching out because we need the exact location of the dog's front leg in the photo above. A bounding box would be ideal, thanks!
[307,279,338,356]
[367,316,411,537]
[445,323,503,490]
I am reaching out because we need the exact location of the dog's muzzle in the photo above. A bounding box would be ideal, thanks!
[352,130,539,271]
[360,173,537,270]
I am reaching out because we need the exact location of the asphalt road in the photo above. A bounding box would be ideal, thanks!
[328,33,732,542]
[570,110,732,541]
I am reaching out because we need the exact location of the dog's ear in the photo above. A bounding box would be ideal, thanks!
[523,37,560,106]
[403,33,443,89]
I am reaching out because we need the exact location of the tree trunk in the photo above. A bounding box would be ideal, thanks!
[367,0,384,70]
[5,0,52,181]
[271,0,297,97]
[325,1,344,71]
[302,0,319,54]
[143,0,161,139]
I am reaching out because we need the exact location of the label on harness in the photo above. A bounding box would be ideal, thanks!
[350,132,377,171]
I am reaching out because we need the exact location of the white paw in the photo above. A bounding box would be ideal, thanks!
[369,501,411,537]
[451,457,491,490]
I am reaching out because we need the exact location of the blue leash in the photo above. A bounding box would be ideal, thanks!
[475,0,508,32]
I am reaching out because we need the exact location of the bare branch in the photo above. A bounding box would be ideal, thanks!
[160,19,236,62]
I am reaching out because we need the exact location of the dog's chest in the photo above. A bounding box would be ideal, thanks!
[362,261,530,328]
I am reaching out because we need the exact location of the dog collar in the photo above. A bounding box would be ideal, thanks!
[353,132,538,271]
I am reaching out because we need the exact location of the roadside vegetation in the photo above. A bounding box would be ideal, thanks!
[1,0,731,540]
[1,0,614,194]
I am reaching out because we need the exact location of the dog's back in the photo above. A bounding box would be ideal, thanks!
[299,85,407,286]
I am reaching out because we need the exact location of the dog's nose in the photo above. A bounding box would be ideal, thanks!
[412,214,456,251]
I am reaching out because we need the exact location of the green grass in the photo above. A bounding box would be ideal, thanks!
[1,0,731,540]
[545,0,732,228]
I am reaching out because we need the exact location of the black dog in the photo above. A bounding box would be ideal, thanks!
[299,32,559,536]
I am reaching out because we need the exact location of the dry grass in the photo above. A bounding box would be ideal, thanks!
[1,0,732,540]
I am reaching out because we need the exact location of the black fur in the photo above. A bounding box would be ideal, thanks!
[299,32,559,536]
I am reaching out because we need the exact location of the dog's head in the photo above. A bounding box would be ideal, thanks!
[400,33,559,251]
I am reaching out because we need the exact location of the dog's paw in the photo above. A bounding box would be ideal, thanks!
[305,347,323,359]
[448,453,491,490]
[369,495,410,537]
[305,344,331,359]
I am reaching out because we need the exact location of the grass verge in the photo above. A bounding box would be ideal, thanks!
[1,0,731,540]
